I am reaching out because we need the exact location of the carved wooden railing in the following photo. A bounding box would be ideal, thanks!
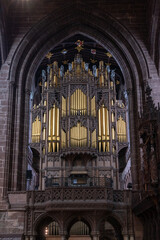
[26,188,131,205]
[132,190,158,208]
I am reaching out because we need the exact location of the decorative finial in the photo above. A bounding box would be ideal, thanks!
[62,60,69,65]
[90,58,97,64]
[46,52,53,59]
[106,52,112,58]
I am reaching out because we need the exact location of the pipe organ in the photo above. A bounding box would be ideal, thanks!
[31,54,128,189]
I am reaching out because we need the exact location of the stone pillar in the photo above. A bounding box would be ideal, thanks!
[123,234,129,240]
[91,232,99,240]
[61,235,68,240]
[2,81,16,196]
[60,231,68,240]
[130,235,135,240]
[30,236,36,240]
[127,88,139,190]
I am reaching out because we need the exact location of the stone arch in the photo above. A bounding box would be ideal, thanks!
[98,214,124,240]
[33,212,61,236]
[4,4,150,192]
[64,214,93,236]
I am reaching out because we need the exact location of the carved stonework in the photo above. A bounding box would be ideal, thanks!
[70,117,87,128]
[117,111,126,121]
[70,84,87,95]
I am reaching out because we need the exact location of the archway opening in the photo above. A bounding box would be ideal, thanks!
[29,33,130,191]
[36,217,60,240]
[99,217,123,240]
[44,220,60,240]
[69,220,91,240]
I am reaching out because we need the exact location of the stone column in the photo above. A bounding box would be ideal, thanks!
[91,232,99,240]
[61,234,68,240]
[60,231,68,240]
[30,236,36,240]
[130,235,135,240]
[127,88,139,190]
[123,234,129,240]
[21,88,31,190]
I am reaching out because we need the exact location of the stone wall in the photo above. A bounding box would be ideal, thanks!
[0,211,25,235]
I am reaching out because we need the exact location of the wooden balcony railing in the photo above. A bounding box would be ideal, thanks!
[26,188,132,205]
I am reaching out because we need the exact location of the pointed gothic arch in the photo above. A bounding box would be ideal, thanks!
[4,4,151,194]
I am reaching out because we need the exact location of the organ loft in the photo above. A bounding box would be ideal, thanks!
[30,53,128,191]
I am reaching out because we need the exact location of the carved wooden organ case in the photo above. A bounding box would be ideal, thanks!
[31,54,128,189]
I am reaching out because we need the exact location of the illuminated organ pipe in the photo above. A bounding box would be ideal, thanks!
[70,89,87,115]
[32,116,41,143]
[98,105,109,152]
[70,123,87,147]
[117,116,127,142]
[48,104,60,152]
[31,54,128,157]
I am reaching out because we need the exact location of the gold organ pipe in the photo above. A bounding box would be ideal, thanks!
[57,108,59,137]
[105,68,108,80]
[80,90,81,114]
[82,91,84,115]
[117,116,127,142]
[53,106,56,152]
[53,105,55,136]
[78,89,79,113]
[43,128,45,140]
[43,113,46,123]
[106,108,109,136]
[76,90,78,113]
[94,97,95,116]
[84,93,86,115]
[112,127,115,140]
[102,106,105,136]
[78,123,80,146]
[64,97,66,116]
[53,75,57,86]
[98,109,101,136]
[112,112,114,122]
[76,90,78,114]
[74,91,76,115]
[49,110,51,136]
